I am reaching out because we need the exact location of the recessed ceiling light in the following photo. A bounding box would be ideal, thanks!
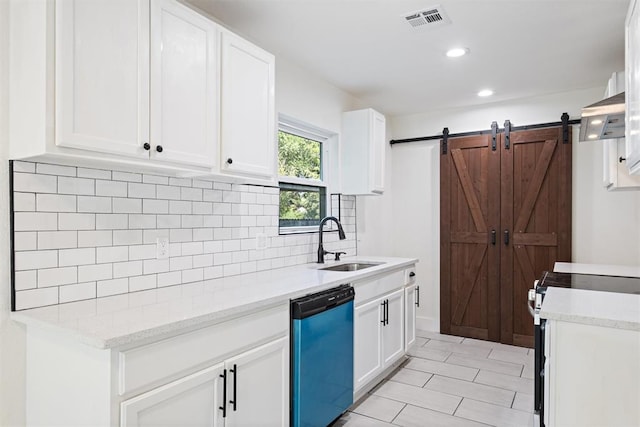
[591,119,603,125]
[588,134,599,139]
[477,89,494,97]
[446,48,469,58]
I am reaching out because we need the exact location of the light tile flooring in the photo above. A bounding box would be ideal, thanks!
[335,330,535,427]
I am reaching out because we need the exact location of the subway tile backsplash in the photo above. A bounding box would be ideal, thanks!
[11,161,357,310]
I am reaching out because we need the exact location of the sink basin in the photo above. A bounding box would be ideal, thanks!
[320,262,382,272]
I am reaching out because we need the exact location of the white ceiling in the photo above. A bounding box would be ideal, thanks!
[187,0,628,117]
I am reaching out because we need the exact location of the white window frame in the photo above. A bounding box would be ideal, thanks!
[278,114,336,234]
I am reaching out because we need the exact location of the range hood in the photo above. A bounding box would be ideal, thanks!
[579,91,625,141]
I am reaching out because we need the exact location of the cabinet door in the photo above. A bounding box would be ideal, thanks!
[220,31,276,180]
[382,289,404,366]
[371,111,386,194]
[225,337,288,427]
[150,0,217,168]
[404,285,417,351]
[626,0,640,173]
[354,298,384,392]
[121,363,224,427]
[56,0,149,158]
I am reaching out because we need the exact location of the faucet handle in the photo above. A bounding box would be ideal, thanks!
[334,251,346,261]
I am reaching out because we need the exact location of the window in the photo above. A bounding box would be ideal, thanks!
[278,116,334,233]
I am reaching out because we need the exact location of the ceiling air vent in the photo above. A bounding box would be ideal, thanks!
[403,5,451,29]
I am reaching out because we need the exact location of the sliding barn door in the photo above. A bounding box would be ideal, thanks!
[500,127,571,347]
[440,125,571,346]
[440,134,500,341]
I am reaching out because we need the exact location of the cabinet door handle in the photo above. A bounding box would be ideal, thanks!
[416,286,420,307]
[381,300,386,325]
[143,142,150,151]
[504,229,510,246]
[156,145,163,153]
[491,229,496,245]
[227,158,233,164]
[385,299,389,325]
[229,364,237,411]
[219,369,227,418]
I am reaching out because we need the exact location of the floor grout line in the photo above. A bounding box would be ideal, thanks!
[341,333,535,426]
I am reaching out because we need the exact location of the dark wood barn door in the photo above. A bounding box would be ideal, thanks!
[440,125,571,346]
[500,127,572,347]
[440,134,500,341]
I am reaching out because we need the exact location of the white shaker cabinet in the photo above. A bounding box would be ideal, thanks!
[341,109,386,195]
[55,0,150,159]
[219,30,276,181]
[353,268,411,399]
[626,0,640,174]
[121,363,225,427]
[601,71,640,189]
[23,303,289,427]
[12,0,217,172]
[225,337,289,427]
[149,0,218,168]
[404,268,419,351]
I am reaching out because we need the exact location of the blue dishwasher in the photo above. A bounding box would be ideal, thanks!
[291,284,354,427]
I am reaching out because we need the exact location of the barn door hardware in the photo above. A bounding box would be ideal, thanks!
[561,112,569,144]
[504,120,511,149]
[491,121,498,151]
[441,127,449,154]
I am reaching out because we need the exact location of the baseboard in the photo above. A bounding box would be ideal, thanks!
[416,315,439,332]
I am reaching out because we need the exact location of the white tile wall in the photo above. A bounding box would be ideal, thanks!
[12,161,357,310]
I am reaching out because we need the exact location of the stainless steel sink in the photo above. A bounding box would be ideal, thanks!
[320,262,382,272]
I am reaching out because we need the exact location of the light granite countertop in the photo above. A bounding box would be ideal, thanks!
[540,287,640,331]
[11,256,417,349]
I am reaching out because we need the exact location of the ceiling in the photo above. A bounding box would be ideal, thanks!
[186,0,628,117]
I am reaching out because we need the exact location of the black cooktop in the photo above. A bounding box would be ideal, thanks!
[538,271,640,295]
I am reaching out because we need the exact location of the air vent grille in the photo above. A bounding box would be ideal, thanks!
[403,5,451,29]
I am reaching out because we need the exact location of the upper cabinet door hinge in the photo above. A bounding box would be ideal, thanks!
[561,112,569,144]
[504,120,511,149]
[491,121,498,151]
[442,127,449,155]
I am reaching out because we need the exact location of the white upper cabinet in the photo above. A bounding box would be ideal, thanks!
[10,0,276,180]
[219,31,276,181]
[602,71,640,189]
[341,108,386,195]
[626,0,640,174]
[56,0,149,159]
[150,0,217,168]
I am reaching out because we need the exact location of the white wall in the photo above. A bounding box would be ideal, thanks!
[0,1,27,425]
[382,86,640,331]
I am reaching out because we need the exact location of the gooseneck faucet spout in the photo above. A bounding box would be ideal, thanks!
[317,216,346,263]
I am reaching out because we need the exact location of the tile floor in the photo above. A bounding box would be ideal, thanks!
[335,330,535,427]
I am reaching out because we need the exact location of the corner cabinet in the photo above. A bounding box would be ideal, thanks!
[341,109,386,195]
[10,0,276,181]
[353,266,415,399]
[23,304,289,427]
[625,0,640,174]
[219,31,276,181]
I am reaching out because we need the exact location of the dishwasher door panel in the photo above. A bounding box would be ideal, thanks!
[291,300,354,427]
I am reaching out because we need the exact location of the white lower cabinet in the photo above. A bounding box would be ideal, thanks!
[404,283,417,351]
[353,267,415,396]
[121,363,225,427]
[121,337,288,427]
[381,289,404,366]
[23,303,289,427]
[224,337,289,427]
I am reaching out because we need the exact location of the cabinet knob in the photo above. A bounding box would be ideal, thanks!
[409,272,416,277]
[156,145,163,153]
[143,143,150,151]
[227,158,233,164]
